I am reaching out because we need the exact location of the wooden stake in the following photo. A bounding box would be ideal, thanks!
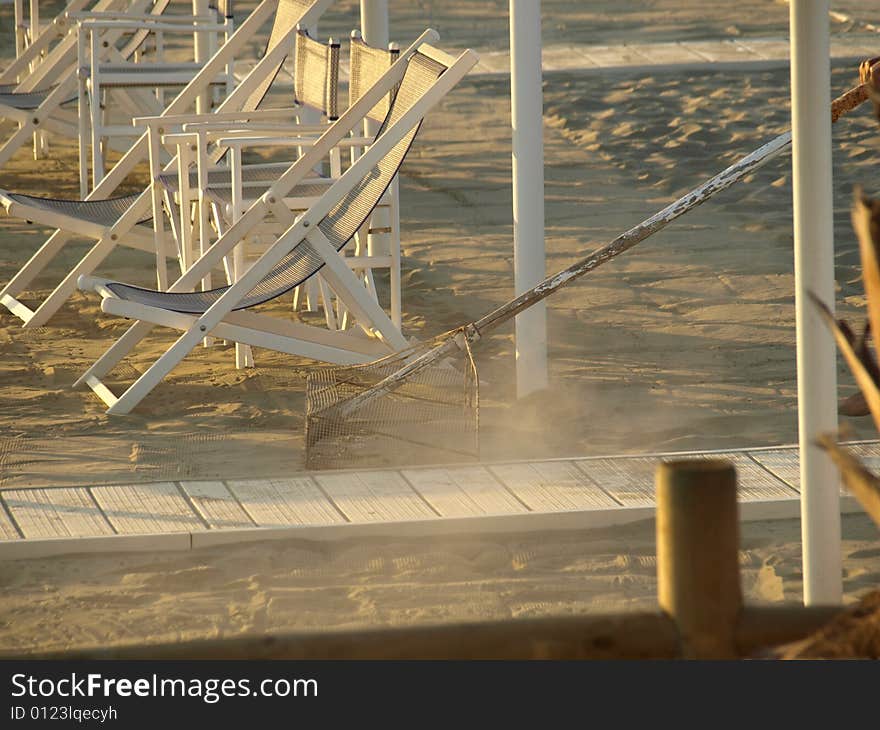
[657,459,742,659]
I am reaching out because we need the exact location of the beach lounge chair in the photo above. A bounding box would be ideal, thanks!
[0,0,334,330]
[158,28,402,339]
[0,0,181,167]
[4,0,110,83]
[149,25,340,368]
[74,38,478,414]
[76,0,236,193]
[149,27,341,282]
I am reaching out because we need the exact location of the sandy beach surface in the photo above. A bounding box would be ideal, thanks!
[1,0,880,656]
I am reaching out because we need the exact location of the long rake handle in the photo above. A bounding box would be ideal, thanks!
[328,77,873,419]
[474,80,870,336]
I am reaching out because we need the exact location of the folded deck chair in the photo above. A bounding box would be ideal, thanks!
[0,0,334,330]
[75,39,478,414]
[0,0,176,167]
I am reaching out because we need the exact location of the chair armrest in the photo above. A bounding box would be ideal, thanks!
[180,120,328,133]
[157,131,200,145]
[69,11,219,23]
[133,109,302,127]
[216,135,371,149]
[78,19,227,33]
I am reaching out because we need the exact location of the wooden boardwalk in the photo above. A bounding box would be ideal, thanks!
[0,441,873,559]
[274,36,880,90]
[465,36,880,76]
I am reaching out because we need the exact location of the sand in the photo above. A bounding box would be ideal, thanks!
[1,0,880,656]
[1,514,879,655]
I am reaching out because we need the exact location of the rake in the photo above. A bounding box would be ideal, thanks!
[304,66,875,470]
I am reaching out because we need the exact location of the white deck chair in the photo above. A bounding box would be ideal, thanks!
[0,0,334,330]
[8,0,116,66]
[77,0,234,193]
[75,39,478,415]
[150,26,340,368]
[150,28,405,370]
[165,29,402,334]
[151,27,341,278]
[5,0,98,82]
[2,0,176,159]
[325,29,402,330]
[0,0,175,166]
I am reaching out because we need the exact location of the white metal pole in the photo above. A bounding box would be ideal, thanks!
[510,0,548,398]
[193,0,210,114]
[359,0,389,49]
[359,1,387,145]
[790,0,842,605]
[360,1,391,310]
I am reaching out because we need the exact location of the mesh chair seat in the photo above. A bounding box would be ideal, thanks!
[0,85,78,109]
[4,192,152,227]
[103,52,445,316]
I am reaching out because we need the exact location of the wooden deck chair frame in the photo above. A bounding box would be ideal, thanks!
[162,28,403,340]
[2,0,150,86]
[0,0,174,167]
[76,1,235,195]
[5,0,96,84]
[3,0,128,159]
[157,27,397,361]
[75,39,478,415]
[14,0,49,62]
[151,26,341,283]
[7,0,118,66]
[0,0,334,331]
[150,25,341,368]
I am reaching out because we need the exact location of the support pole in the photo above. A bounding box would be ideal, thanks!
[789,0,842,605]
[359,0,388,50]
[193,0,210,114]
[509,0,548,398]
[656,459,741,659]
[359,0,393,318]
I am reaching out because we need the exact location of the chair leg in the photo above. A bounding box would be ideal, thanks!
[75,319,156,386]
[0,230,73,305]
[25,236,118,328]
[317,276,338,330]
[0,121,38,168]
[390,176,402,330]
[104,320,215,414]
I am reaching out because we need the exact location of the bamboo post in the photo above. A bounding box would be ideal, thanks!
[657,459,742,659]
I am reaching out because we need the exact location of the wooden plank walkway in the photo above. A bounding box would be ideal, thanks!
[465,36,879,76]
[278,36,879,90]
[0,441,873,559]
